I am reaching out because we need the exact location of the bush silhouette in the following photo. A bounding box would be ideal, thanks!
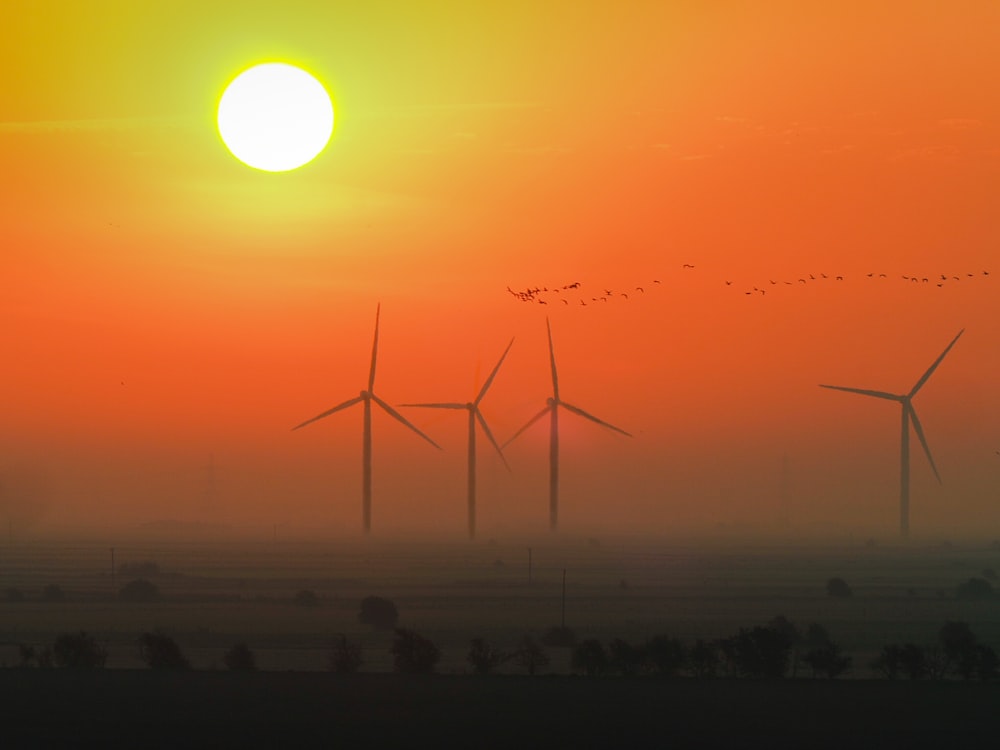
[53,632,107,669]
[359,596,399,629]
[571,639,609,677]
[223,642,256,671]
[138,632,190,670]
[293,589,319,607]
[119,578,160,602]
[956,577,993,600]
[391,628,440,674]
[511,636,549,676]
[826,577,853,598]
[329,635,364,673]
[467,637,507,675]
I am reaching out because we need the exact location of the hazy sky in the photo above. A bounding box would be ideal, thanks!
[2,1,999,537]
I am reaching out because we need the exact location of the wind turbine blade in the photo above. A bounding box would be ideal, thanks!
[367,304,381,391]
[560,401,632,437]
[546,317,559,401]
[370,393,441,449]
[909,329,964,397]
[398,402,466,409]
[292,395,364,431]
[908,403,941,482]
[475,337,515,405]
[475,409,510,470]
[502,405,552,449]
[819,384,900,401]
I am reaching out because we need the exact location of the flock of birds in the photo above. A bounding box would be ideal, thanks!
[506,266,992,307]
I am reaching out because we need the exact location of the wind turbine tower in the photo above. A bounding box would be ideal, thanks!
[293,305,441,533]
[504,318,631,531]
[400,338,514,539]
[820,329,963,538]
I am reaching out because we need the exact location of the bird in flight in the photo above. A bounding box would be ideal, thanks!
[682,264,695,269]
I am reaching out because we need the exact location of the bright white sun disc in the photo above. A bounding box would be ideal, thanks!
[217,63,334,172]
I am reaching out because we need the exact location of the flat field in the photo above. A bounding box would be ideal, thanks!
[2,534,1000,674]
[3,670,999,748]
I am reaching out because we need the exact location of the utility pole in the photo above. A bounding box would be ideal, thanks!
[561,568,566,629]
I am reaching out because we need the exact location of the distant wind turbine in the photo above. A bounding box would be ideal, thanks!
[504,318,631,531]
[292,304,441,533]
[400,338,515,539]
[820,329,963,538]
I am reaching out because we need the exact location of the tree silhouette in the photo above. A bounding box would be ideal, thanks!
[390,628,440,674]
[643,635,686,677]
[511,636,549,676]
[293,589,319,607]
[467,638,507,675]
[359,596,399,629]
[719,626,794,678]
[119,578,160,602]
[540,626,576,648]
[956,578,993,600]
[42,584,67,602]
[825,577,853,598]
[137,632,190,670]
[688,639,720,678]
[53,631,107,669]
[223,642,256,671]
[897,643,927,680]
[571,639,609,677]
[768,616,802,676]
[871,644,904,679]
[797,622,851,677]
[608,638,645,676]
[329,635,364,673]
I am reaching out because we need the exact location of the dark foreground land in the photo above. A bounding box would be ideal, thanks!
[2,670,997,749]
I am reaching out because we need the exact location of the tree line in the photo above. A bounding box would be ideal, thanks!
[8,595,999,680]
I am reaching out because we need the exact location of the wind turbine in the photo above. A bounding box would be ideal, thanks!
[292,304,441,534]
[400,338,515,539]
[504,318,631,531]
[820,329,963,538]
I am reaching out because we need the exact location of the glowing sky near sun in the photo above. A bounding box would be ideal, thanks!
[1,1,999,538]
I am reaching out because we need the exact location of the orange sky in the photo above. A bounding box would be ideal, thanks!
[2,1,999,539]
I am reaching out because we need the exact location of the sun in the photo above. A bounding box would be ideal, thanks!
[217,63,334,172]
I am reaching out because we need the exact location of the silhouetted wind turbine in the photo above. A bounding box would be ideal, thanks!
[400,339,514,539]
[820,329,963,538]
[292,304,440,534]
[504,318,631,531]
